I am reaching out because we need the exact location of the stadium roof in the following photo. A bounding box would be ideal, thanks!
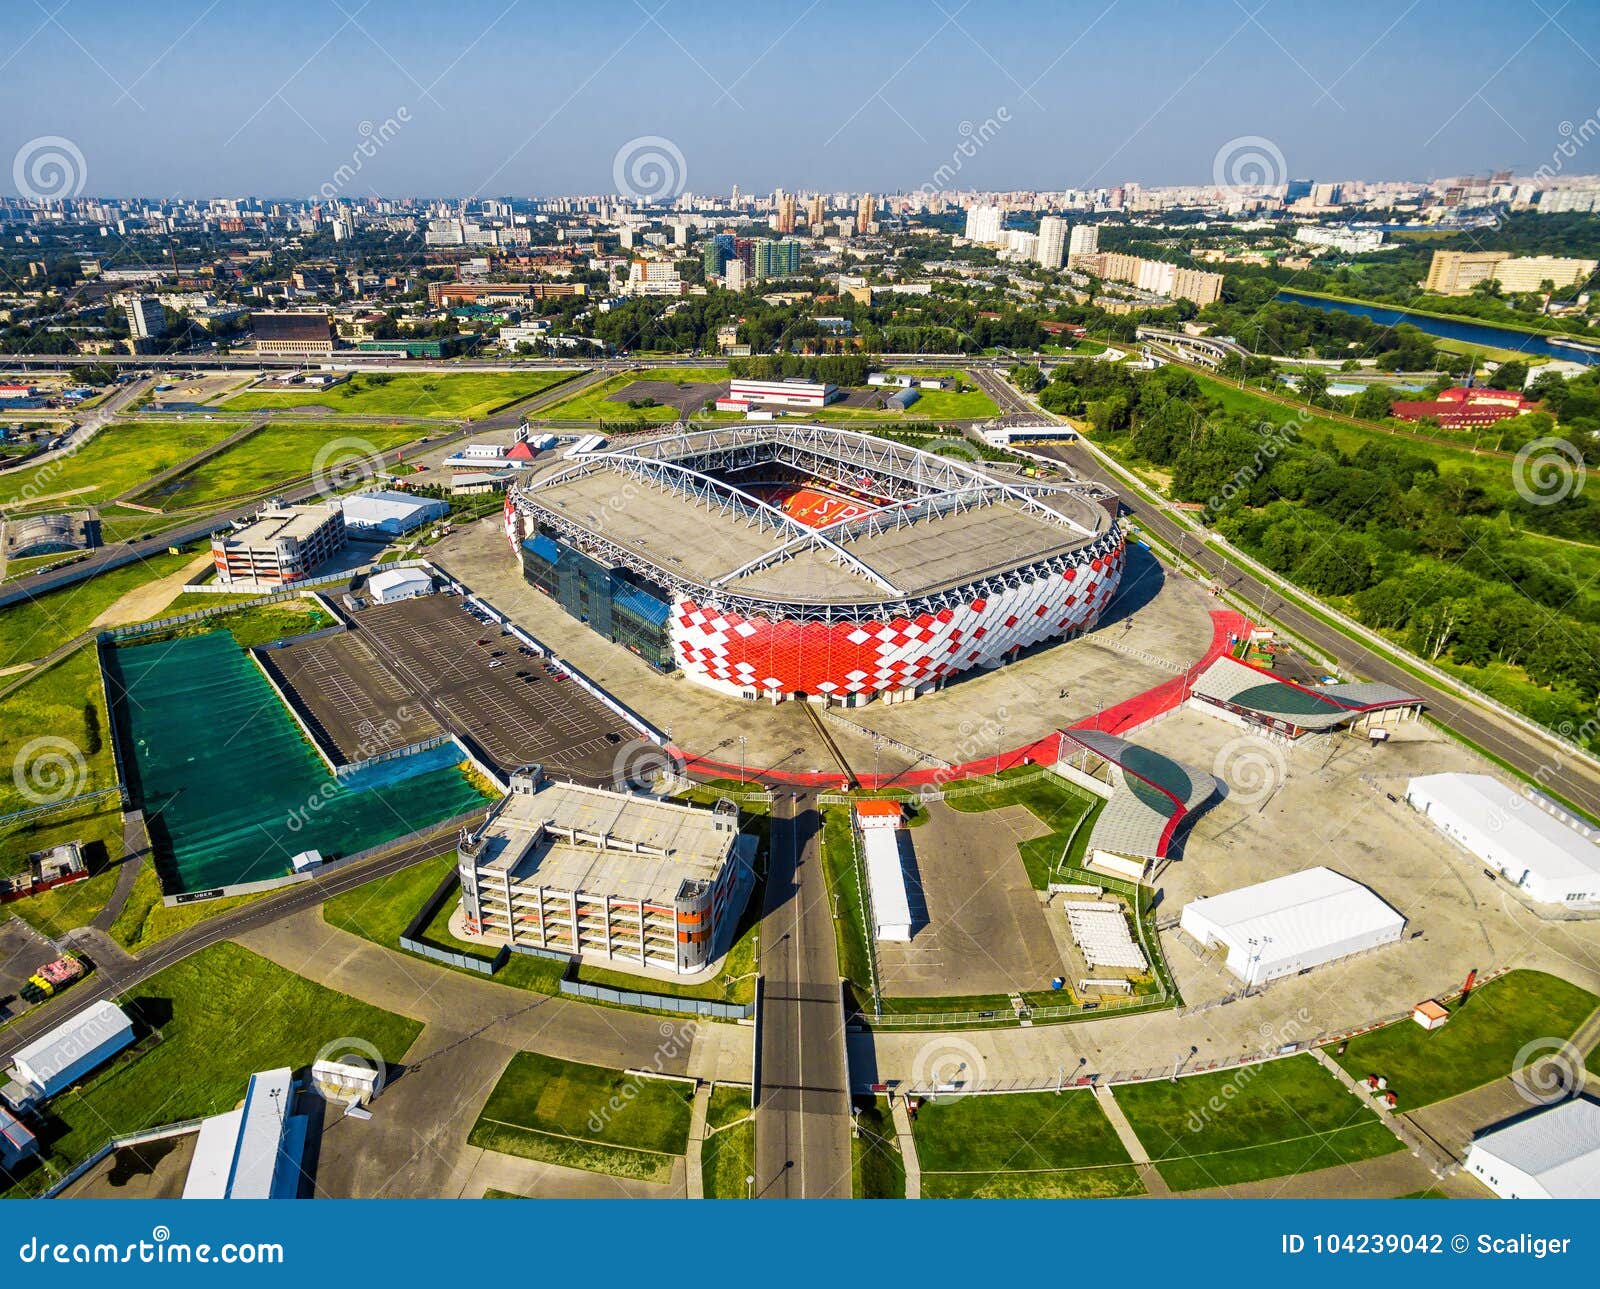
[1059,729,1215,863]
[1191,656,1419,730]
[1469,1099,1600,1198]
[512,425,1119,614]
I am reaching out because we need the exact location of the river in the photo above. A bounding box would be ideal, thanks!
[1276,289,1599,367]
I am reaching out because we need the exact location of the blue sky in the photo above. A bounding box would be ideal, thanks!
[4,0,1599,198]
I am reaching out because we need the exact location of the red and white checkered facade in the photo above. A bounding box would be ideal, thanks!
[672,541,1124,700]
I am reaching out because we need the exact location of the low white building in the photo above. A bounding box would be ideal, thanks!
[853,800,912,941]
[1406,773,1600,907]
[1179,867,1405,987]
[726,377,839,408]
[340,490,449,537]
[4,1000,135,1108]
[367,567,433,604]
[182,1068,308,1199]
[1465,1098,1600,1199]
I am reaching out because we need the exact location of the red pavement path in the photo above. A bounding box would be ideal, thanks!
[673,608,1249,790]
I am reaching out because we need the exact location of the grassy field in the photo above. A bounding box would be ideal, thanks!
[700,1085,755,1199]
[1329,970,1598,1109]
[148,421,428,508]
[0,549,198,667]
[0,802,125,936]
[1114,1055,1403,1193]
[913,1089,1143,1198]
[0,420,244,509]
[108,861,267,952]
[130,599,334,648]
[0,646,117,817]
[852,1096,906,1198]
[221,371,572,419]
[818,804,875,1003]
[4,941,421,1197]
[878,370,999,420]
[469,1050,694,1184]
[535,367,732,422]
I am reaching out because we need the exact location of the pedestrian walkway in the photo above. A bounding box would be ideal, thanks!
[686,1083,711,1200]
[889,1095,921,1199]
[1309,1046,1453,1174]
[1095,1085,1171,1196]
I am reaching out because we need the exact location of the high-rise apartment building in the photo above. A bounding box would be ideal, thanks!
[122,294,165,340]
[776,192,797,234]
[963,203,1004,245]
[1036,216,1067,269]
[855,192,874,236]
[806,193,825,233]
[1068,223,1099,259]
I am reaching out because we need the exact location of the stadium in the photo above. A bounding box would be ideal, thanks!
[504,425,1125,705]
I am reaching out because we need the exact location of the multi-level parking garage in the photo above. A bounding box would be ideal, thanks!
[503,425,1126,705]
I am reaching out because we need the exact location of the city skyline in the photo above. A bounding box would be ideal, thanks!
[4,0,1599,199]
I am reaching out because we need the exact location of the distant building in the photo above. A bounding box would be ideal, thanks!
[3,1001,135,1110]
[2,509,101,560]
[1389,386,1536,428]
[1068,223,1099,261]
[457,770,756,976]
[122,294,165,342]
[1465,1098,1600,1199]
[1036,215,1067,269]
[856,192,874,236]
[211,501,346,587]
[726,377,839,408]
[753,238,801,280]
[1424,250,1597,296]
[963,203,1003,245]
[252,310,334,356]
[426,282,586,307]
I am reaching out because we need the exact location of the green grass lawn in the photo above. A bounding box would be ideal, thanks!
[469,1050,695,1184]
[0,420,244,509]
[0,802,125,937]
[852,1096,906,1198]
[913,1089,1142,1198]
[0,646,117,816]
[818,804,875,1006]
[700,1086,755,1198]
[147,421,428,508]
[879,370,999,420]
[4,941,421,1197]
[221,371,571,419]
[534,367,732,423]
[1329,970,1599,1109]
[1114,1055,1403,1193]
[108,861,267,952]
[0,549,198,668]
[131,599,334,647]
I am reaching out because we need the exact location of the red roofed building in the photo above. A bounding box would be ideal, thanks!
[1390,386,1537,428]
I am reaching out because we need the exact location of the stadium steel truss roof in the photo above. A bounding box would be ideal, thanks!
[1058,729,1217,869]
[1190,656,1420,733]
[512,425,1120,622]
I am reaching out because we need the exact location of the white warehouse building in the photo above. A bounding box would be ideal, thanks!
[1406,773,1600,907]
[340,490,449,537]
[1179,867,1405,988]
[367,567,433,604]
[1464,1098,1600,1199]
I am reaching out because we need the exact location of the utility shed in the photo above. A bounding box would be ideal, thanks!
[1178,867,1404,987]
[1406,772,1600,906]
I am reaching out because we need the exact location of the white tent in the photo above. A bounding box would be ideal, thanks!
[1465,1099,1600,1199]
[1179,867,1404,987]
[1407,773,1600,906]
[368,567,433,604]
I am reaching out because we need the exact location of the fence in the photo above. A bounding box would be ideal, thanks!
[397,866,508,974]
[38,1118,206,1200]
[107,577,352,640]
[0,785,123,833]
[558,979,751,1020]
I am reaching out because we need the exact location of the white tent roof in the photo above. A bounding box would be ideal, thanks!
[1471,1098,1600,1198]
[1183,867,1403,961]
[9,1000,132,1089]
[1409,773,1600,884]
[341,490,439,527]
[860,825,912,935]
[369,567,431,596]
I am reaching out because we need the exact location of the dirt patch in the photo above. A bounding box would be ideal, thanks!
[88,553,214,630]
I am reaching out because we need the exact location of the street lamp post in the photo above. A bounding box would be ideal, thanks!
[745,1173,754,1200]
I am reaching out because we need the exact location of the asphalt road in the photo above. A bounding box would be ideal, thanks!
[0,821,471,1057]
[754,791,852,1198]
[1033,439,1600,820]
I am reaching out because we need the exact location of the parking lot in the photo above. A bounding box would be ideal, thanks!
[265,630,444,764]
[351,594,639,781]
[0,915,59,1025]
